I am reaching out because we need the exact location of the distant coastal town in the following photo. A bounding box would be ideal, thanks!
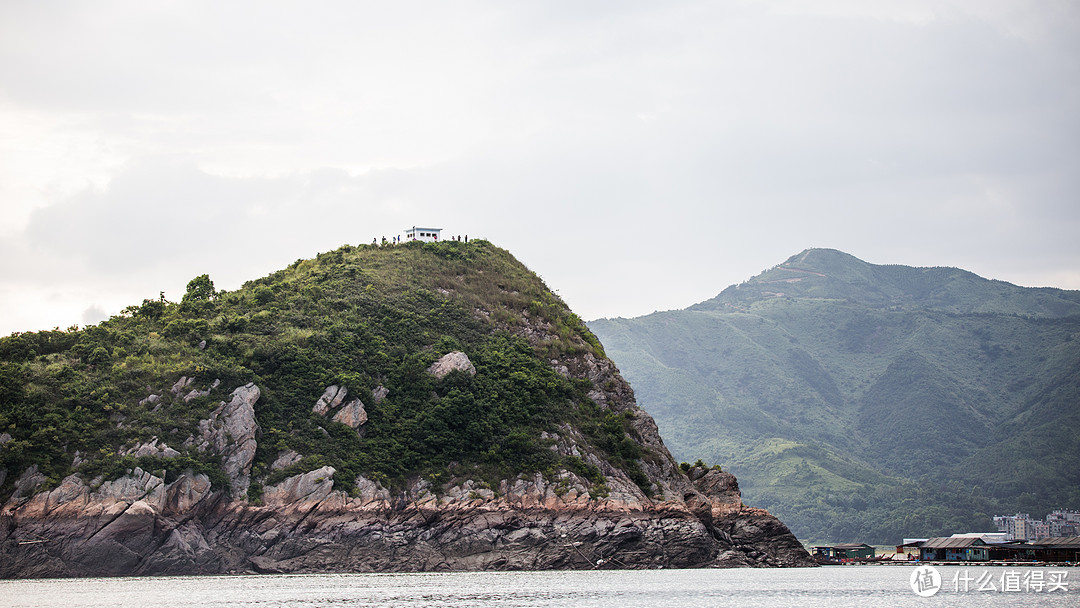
[812,510,1080,565]
[994,510,1080,540]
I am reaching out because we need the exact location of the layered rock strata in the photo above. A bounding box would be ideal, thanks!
[1,463,812,577]
[1,351,813,577]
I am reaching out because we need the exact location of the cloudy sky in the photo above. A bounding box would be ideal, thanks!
[1,1,1078,335]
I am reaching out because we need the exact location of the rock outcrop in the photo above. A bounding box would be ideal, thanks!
[123,437,181,459]
[312,385,348,416]
[331,399,367,429]
[184,383,260,497]
[0,460,813,577]
[0,374,814,578]
[426,351,476,379]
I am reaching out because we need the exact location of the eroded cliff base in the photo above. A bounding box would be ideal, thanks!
[1,465,814,578]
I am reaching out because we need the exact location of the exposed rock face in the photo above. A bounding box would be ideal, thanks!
[185,383,260,496]
[123,437,181,459]
[0,461,813,578]
[183,378,221,403]
[171,376,195,395]
[426,351,476,379]
[263,466,337,508]
[1,357,814,578]
[0,386,813,578]
[312,385,348,416]
[331,399,367,429]
[686,467,742,518]
[11,466,46,500]
[271,450,303,471]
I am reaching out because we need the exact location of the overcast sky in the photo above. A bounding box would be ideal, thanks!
[2,1,1078,335]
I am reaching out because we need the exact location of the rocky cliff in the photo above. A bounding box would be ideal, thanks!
[2,364,812,577]
[0,240,813,577]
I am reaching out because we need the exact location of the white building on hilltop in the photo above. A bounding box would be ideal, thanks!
[404,226,442,242]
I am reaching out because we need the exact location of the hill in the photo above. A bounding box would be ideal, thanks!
[589,248,1080,544]
[0,240,812,577]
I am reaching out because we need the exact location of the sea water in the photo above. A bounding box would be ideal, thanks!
[0,566,1074,607]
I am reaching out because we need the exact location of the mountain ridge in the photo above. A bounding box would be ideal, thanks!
[688,248,1080,318]
[589,248,1080,543]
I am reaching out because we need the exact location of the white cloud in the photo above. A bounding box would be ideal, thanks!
[1,1,1078,334]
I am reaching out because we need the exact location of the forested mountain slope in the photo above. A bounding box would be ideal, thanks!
[589,248,1080,543]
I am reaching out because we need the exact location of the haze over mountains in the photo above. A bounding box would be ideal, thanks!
[589,248,1080,543]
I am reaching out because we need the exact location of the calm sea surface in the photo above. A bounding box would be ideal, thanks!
[0,566,1074,607]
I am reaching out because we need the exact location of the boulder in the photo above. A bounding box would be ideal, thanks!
[692,467,742,514]
[122,437,180,459]
[263,466,336,506]
[426,351,476,379]
[372,385,389,403]
[312,385,348,416]
[271,450,303,471]
[182,379,220,403]
[331,399,367,429]
[171,376,195,395]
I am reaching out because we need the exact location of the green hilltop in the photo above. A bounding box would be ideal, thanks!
[589,248,1080,543]
[0,240,652,502]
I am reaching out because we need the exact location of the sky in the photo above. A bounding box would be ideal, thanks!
[1,0,1078,335]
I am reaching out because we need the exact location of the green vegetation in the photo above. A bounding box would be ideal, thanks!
[590,248,1080,543]
[0,240,636,499]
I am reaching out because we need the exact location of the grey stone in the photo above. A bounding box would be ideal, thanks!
[271,450,303,471]
[182,379,220,403]
[263,466,336,506]
[123,437,181,459]
[190,383,260,497]
[331,399,367,429]
[426,351,476,379]
[163,473,212,515]
[313,385,348,416]
[171,376,195,395]
[13,465,46,499]
[372,385,389,403]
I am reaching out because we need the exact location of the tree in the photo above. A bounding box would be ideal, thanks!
[182,274,216,304]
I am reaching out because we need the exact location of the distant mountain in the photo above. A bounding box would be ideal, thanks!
[589,248,1080,544]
